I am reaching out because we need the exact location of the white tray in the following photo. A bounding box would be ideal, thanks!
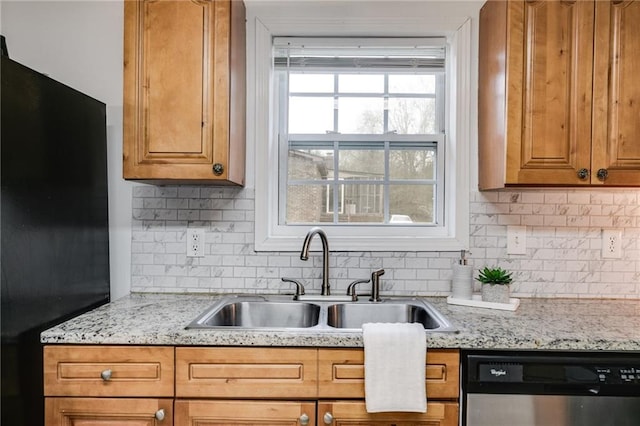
[446,294,520,311]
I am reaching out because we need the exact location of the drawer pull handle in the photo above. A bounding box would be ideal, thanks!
[155,409,165,421]
[299,413,310,425]
[323,412,334,424]
[100,369,112,381]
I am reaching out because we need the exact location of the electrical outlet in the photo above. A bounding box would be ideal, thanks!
[186,228,205,257]
[507,225,527,255]
[601,229,622,259]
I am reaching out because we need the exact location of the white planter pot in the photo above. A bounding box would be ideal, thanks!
[481,284,510,304]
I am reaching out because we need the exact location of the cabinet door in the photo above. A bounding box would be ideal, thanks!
[318,401,458,426]
[592,0,640,185]
[479,0,595,188]
[123,0,245,183]
[509,0,595,185]
[175,400,316,425]
[45,397,172,426]
[318,349,459,400]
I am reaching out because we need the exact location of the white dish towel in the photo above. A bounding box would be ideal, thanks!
[362,322,427,413]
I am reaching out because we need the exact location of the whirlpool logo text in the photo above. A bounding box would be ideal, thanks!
[490,368,507,377]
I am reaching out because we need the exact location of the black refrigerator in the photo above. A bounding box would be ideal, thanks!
[1,55,111,425]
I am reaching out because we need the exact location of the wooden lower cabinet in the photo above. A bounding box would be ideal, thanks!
[44,345,175,426]
[173,400,458,426]
[319,400,459,426]
[175,400,317,425]
[45,397,173,426]
[173,348,460,426]
[44,346,460,426]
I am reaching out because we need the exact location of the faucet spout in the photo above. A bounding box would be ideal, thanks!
[300,227,330,296]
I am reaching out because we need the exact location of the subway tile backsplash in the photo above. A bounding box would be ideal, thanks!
[131,186,640,299]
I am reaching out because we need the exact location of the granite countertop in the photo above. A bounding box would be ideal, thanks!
[41,293,640,351]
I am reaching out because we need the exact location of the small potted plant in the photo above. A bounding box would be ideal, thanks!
[476,266,513,304]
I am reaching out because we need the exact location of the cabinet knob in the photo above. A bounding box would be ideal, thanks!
[597,168,608,181]
[213,163,225,176]
[155,409,165,421]
[323,412,334,424]
[299,413,310,425]
[577,168,589,180]
[100,369,112,381]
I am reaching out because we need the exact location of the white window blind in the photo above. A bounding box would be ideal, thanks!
[273,37,446,72]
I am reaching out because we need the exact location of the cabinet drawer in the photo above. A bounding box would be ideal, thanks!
[44,345,174,397]
[176,347,318,398]
[318,348,459,399]
[175,400,317,425]
[319,400,459,426]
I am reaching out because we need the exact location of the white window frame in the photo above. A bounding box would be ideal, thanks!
[250,3,472,252]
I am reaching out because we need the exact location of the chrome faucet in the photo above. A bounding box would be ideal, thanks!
[300,227,331,296]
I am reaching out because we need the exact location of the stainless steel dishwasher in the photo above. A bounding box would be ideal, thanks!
[462,350,640,426]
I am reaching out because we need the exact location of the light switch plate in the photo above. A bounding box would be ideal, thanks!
[507,225,527,255]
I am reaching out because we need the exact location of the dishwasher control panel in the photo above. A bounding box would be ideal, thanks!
[476,362,640,385]
[464,351,640,396]
[598,367,639,384]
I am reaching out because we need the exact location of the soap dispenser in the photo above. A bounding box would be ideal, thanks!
[451,250,473,300]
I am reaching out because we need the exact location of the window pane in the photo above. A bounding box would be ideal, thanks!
[289,73,334,93]
[389,184,435,224]
[338,74,384,93]
[389,148,435,179]
[279,41,447,229]
[289,97,334,133]
[288,147,333,180]
[339,184,384,223]
[326,184,343,214]
[389,74,436,94]
[339,148,384,179]
[338,97,384,133]
[388,98,436,134]
[286,184,334,224]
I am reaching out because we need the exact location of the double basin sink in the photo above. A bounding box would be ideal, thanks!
[187,295,457,333]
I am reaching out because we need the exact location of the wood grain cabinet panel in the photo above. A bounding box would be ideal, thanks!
[45,397,173,426]
[175,347,319,398]
[318,400,459,426]
[43,345,174,397]
[44,345,460,425]
[479,0,640,188]
[123,0,245,184]
[592,0,640,185]
[317,348,459,400]
[175,400,317,426]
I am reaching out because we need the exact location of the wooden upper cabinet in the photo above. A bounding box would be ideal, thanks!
[123,0,246,184]
[479,0,640,189]
[592,0,640,185]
